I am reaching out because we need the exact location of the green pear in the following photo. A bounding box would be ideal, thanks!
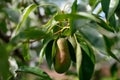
[54,38,71,73]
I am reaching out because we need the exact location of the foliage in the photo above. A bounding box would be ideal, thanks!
[0,0,120,80]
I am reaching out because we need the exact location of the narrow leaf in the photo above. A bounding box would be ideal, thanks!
[70,19,76,35]
[52,40,57,60]
[22,42,30,61]
[108,0,119,19]
[103,35,120,62]
[0,43,9,80]
[10,27,48,44]
[17,66,52,80]
[71,0,77,13]
[54,13,114,32]
[45,40,54,68]
[76,42,82,74]
[67,40,76,62]
[101,0,110,18]
[14,4,37,34]
[76,34,95,80]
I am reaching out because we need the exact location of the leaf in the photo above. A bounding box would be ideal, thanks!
[13,3,60,37]
[110,62,118,77]
[52,40,57,60]
[109,14,116,29]
[0,20,7,33]
[79,48,95,80]
[22,27,48,39]
[0,42,9,80]
[10,27,48,44]
[79,25,105,50]
[103,35,120,62]
[101,0,119,19]
[39,39,52,64]
[101,0,110,18]
[70,19,76,35]
[21,42,30,61]
[2,8,20,23]
[108,0,119,19]
[16,66,52,80]
[76,42,82,74]
[67,39,76,62]
[45,40,54,68]
[89,0,96,6]
[76,34,95,80]
[14,4,37,35]
[71,0,78,13]
[54,12,114,32]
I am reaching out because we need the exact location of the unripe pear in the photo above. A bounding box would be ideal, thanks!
[54,38,71,73]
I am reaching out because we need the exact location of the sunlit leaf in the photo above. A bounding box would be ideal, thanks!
[17,66,52,80]
[13,3,60,37]
[101,0,119,19]
[108,0,119,19]
[76,41,82,74]
[14,4,37,35]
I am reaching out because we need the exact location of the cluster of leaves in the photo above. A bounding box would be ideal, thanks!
[0,0,120,80]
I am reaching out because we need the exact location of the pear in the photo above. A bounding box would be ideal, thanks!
[54,38,71,73]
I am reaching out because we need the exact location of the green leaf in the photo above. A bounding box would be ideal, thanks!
[89,0,96,6]
[79,25,105,50]
[13,3,60,37]
[21,42,30,61]
[45,40,54,68]
[2,8,20,23]
[39,39,51,64]
[103,35,120,62]
[110,62,118,77]
[79,48,95,80]
[14,4,37,35]
[10,27,48,44]
[70,19,76,35]
[109,14,117,29]
[76,41,82,74]
[108,0,119,19]
[67,39,76,62]
[101,0,119,19]
[71,0,78,13]
[52,40,57,60]
[0,42,9,80]
[55,13,114,32]
[17,66,52,80]
[76,34,95,80]
[22,27,48,40]
[101,0,110,18]
[0,20,7,33]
